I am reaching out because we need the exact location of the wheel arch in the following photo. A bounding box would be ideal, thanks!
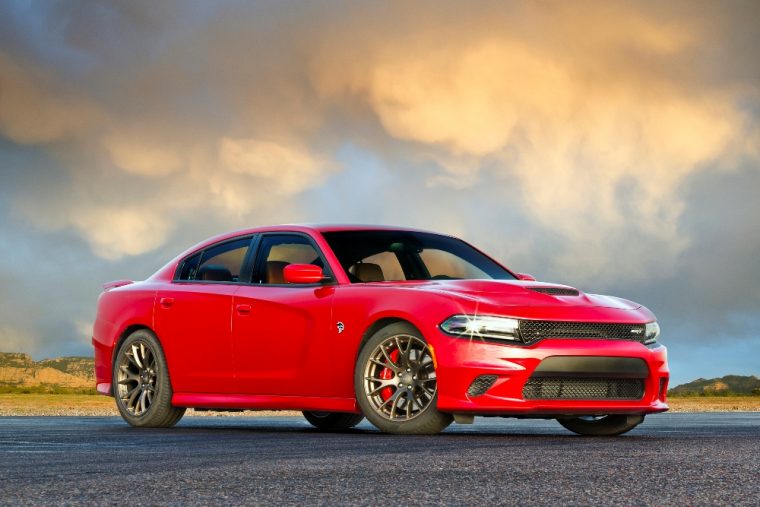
[352,313,453,434]
[110,324,160,394]
[357,316,424,358]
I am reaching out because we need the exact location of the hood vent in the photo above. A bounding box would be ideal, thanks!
[528,287,579,297]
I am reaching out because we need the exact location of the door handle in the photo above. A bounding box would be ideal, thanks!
[159,297,174,308]
[236,304,252,315]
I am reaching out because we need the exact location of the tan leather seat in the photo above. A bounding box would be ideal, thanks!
[265,261,289,284]
[353,262,384,282]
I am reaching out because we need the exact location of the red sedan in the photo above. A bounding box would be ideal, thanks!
[93,224,669,435]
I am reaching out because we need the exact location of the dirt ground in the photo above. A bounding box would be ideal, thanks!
[0,394,300,417]
[1,394,759,417]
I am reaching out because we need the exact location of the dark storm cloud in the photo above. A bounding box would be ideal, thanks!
[0,1,758,383]
[639,164,760,331]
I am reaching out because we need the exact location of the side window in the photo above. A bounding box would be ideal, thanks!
[177,237,251,282]
[254,235,327,284]
[419,248,489,280]
[348,251,405,282]
[177,252,202,281]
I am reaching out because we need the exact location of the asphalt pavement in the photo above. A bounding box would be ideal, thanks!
[0,413,758,505]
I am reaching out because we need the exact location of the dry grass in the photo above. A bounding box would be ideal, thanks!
[1,393,758,417]
[0,394,118,416]
[666,396,760,413]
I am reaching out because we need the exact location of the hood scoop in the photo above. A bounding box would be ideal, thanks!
[527,287,580,297]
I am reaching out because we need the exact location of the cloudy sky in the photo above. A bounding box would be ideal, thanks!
[0,0,758,385]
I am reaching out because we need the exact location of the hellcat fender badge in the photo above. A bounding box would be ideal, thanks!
[336,322,345,334]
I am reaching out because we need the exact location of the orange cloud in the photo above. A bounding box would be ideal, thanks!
[1,0,756,286]
[0,52,103,144]
[219,137,330,195]
[309,1,750,280]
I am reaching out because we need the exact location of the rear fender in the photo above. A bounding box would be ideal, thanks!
[93,286,158,394]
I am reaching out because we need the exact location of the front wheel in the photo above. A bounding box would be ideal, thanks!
[355,322,453,435]
[302,411,364,431]
[113,329,185,428]
[557,414,644,436]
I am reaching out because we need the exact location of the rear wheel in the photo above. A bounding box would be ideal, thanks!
[355,322,453,435]
[557,414,644,436]
[302,411,364,431]
[113,329,185,428]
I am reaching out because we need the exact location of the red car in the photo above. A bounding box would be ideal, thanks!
[93,225,669,436]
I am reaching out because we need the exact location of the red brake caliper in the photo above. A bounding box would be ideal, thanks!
[379,348,399,401]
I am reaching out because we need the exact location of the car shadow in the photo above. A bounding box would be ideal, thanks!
[152,417,663,441]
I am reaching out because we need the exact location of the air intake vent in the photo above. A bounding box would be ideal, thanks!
[528,287,580,296]
[519,321,647,344]
[522,377,645,400]
[467,375,498,397]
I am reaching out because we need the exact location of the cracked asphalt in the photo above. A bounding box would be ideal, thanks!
[0,413,758,505]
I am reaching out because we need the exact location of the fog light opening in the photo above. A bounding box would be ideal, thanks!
[658,377,669,401]
[467,375,498,397]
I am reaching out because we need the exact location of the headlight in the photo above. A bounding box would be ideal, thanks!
[644,321,660,344]
[440,315,521,342]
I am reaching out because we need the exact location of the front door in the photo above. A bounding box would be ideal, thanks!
[232,233,335,396]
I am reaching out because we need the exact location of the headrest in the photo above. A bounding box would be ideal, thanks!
[198,264,233,282]
[353,262,384,282]
[266,261,290,284]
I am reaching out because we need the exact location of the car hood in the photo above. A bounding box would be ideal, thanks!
[389,279,641,310]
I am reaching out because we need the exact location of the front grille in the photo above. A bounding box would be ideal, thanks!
[519,321,646,344]
[467,375,498,397]
[528,287,580,296]
[522,377,645,400]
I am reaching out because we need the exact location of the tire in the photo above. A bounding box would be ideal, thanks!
[113,329,185,428]
[557,414,645,436]
[303,411,364,431]
[355,322,453,435]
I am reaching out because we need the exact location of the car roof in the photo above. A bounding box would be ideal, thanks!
[177,223,445,261]
[149,224,449,281]
[219,223,441,237]
[306,224,440,234]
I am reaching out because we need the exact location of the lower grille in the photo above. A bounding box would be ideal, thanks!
[522,377,645,400]
[519,321,647,344]
[467,375,498,397]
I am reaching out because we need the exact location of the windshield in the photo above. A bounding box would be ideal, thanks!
[322,230,516,283]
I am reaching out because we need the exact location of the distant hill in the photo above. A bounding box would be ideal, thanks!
[2,351,758,397]
[670,375,760,395]
[0,352,94,390]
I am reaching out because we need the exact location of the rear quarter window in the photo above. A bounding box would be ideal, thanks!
[177,252,202,280]
[175,236,252,282]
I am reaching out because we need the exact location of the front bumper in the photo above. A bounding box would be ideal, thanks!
[433,335,669,416]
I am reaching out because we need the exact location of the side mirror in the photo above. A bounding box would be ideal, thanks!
[516,273,536,281]
[283,264,325,284]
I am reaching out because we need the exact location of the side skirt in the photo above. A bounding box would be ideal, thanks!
[172,393,360,413]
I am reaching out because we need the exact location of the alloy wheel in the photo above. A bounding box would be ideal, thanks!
[116,341,157,416]
[362,334,437,421]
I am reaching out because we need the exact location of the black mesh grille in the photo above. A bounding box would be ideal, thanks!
[522,377,645,400]
[519,321,646,344]
[528,287,580,296]
[467,375,498,397]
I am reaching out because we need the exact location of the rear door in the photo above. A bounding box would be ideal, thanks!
[232,233,337,396]
[155,235,254,394]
